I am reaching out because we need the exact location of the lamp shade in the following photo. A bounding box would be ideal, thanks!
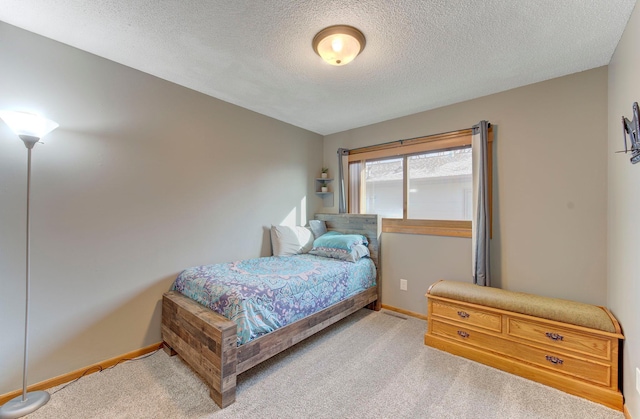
[0,111,59,140]
[313,25,366,66]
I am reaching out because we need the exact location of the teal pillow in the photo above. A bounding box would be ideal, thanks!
[313,231,368,249]
[308,232,370,262]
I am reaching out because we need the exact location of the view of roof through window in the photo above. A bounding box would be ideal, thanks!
[365,147,471,182]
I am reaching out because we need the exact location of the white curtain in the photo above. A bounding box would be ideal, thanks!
[472,121,490,286]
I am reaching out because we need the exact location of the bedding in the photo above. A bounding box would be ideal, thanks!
[308,231,370,262]
[308,219,327,238]
[270,224,314,256]
[171,253,376,345]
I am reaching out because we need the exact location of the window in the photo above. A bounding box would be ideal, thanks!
[407,147,472,220]
[347,128,492,237]
[364,157,404,218]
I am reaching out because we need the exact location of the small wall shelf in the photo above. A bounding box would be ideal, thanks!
[315,178,333,194]
[315,178,334,207]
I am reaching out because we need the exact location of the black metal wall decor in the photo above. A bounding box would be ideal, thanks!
[621,102,640,164]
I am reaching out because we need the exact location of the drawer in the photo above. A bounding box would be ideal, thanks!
[431,300,501,332]
[431,319,611,387]
[507,318,611,361]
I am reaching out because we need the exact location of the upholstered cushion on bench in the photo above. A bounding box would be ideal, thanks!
[427,280,617,333]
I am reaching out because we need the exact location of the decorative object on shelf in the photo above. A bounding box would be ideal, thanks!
[621,101,640,164]
[321,182,329,193]
[0,110,59,419]
[321,167,329,178]
[312,25,366,66]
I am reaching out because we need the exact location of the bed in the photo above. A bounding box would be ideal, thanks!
[161,213,381,408]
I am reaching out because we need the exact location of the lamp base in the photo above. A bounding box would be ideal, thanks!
[0,391,50,419]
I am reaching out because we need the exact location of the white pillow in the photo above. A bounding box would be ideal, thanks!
[270,225,314,256]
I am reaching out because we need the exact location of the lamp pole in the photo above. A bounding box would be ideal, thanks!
[23,142,33,402]
[0,114,58,419]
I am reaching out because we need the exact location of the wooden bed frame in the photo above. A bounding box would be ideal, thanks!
[161,213,382,408]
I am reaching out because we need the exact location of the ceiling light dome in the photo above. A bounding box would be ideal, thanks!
[312,25,366,66]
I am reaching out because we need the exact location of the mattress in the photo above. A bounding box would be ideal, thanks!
[171,253,376,345]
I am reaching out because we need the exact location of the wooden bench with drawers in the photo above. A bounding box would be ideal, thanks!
[424,280,624,411]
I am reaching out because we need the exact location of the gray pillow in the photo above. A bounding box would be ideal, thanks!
[308,219,327,239]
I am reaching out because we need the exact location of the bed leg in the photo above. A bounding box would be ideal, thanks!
[208,337,237,408]
[162,342,177,356]
[366,299,382,311]
[211,382,236,409]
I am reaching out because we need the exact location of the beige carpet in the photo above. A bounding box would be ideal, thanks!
[29,309,623,418]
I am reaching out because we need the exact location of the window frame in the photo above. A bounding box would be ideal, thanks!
[347,127,493,237]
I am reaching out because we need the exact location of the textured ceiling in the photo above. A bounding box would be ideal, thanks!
[0,1,637,135]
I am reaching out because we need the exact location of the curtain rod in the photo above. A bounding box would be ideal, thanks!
[346,124,489,153]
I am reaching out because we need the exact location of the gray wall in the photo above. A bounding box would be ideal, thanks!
[0,22,323,394]
[608,2,640,416]
[323,67,608,315]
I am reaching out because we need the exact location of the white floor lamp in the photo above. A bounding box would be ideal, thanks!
[0,111,58,419]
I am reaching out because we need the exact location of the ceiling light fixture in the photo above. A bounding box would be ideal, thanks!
[312,25,366,66]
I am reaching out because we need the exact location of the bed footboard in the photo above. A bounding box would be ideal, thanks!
[161,286,377,409]
[161,291,238,408]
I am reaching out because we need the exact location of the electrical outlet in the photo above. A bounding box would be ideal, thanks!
[636,367,640,395]
[400,279,407,291]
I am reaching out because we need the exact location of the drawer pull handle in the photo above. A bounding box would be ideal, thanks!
[545,355,564,365]
[457,311,470,319]
[457,331,469,338]
[545,332,564,341]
